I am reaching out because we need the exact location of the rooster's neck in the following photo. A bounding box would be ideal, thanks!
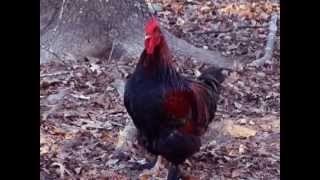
[139,40,180,81]
[156,40,173,65]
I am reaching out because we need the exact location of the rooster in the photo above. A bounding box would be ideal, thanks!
[124,17,227,180]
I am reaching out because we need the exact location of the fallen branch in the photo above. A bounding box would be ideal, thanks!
[250,14,278,67]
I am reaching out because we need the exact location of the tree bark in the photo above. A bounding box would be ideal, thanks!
[40,0,234,68]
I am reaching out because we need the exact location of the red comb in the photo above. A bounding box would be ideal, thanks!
[145,17,159,33]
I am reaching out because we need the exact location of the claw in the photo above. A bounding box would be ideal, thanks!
[139,156,163,180]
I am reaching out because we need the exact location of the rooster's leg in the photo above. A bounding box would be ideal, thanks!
[139,156,163,179]
[167,164,183,180]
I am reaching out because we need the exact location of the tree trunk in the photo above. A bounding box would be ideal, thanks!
[40,0,234,68]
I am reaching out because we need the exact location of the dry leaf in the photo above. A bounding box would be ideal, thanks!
[101,131,114,143]
[231,169,241,178]
[171,2,183,13]
[239,144,246,154]
[260,124,272,131]
[90,63,101,74]
[200,6,211,13]
[228,149,238,156]
[264,3,274,13]
[238,118,247,125]
[224,120,257,138]
[52,127,65,136]
[194,69,201,77]
[51,162,71,178]
[75,167,82,175]
[64,132,74,140]
[234,102,242,109]
[139,174,151,180]
[270,119,280,128]
[40,145,50,155]
[176,17,185,26]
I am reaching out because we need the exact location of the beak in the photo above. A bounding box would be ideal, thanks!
[145,35,151,40]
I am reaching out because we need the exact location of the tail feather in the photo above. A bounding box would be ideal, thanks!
[197,66,230,95]
[195,66,230,124]
[198,66,228,85]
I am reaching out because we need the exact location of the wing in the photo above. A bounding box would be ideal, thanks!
[162,89,195,133]
[162,81,215,135]
[189,82,216,135]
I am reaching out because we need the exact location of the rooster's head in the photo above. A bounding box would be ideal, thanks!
[144,17,162,55]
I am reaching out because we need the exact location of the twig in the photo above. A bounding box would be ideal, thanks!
[107,110,125,115]
[40,71,69,78]
[250,14,278,67]
[40,43,63,61]
[109,121,125,127]
[107,41,115,64]
[204,25,268,34]
[70,93,91,100]
[58,0,66,20]
[54,0,67,32]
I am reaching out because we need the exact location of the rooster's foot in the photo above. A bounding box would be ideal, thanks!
[139,156,163,179]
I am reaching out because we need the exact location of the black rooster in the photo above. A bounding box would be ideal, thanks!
[124,17,227,180]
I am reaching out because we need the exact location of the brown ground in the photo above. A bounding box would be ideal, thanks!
[40,0,280,179]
